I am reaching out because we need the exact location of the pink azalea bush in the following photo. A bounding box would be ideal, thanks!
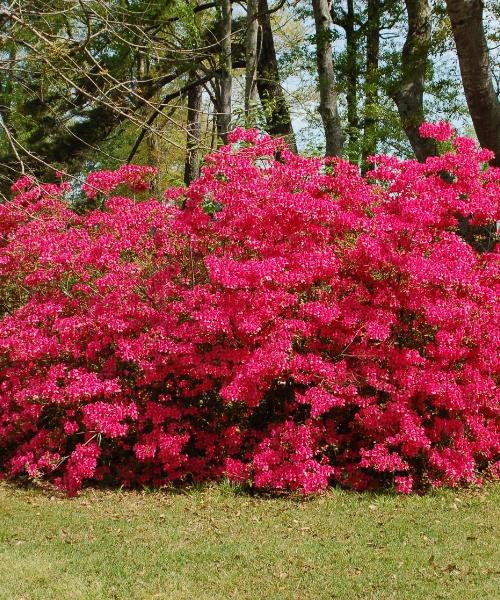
[0,125,499,495]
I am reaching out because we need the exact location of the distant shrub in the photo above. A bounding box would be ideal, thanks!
[0,125,498,495]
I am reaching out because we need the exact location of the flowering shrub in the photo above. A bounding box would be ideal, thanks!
[0,125,498,495]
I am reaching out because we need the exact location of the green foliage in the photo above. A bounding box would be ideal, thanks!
[0,0,489,193]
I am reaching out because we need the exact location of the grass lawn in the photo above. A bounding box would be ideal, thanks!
[0,481,498,600]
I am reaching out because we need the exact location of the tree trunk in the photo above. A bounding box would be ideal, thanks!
[0,46,19,191]
[445,0,500,166]
[390,0,437,161]
[216,0,232,144]
[256,0,297,152]
[312,0,344,156]
[245,0,259,126]
[345,0,358,153]
[0,46,15,129]
[184,83,203,185]
[361,0,380,166]
[146,131,160,195]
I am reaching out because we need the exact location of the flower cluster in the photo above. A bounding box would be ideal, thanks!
[0,125,498,495]
[82,164,158,199]
[419,121,456,142]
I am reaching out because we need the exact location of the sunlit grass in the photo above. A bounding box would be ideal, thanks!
[0,481,498,599]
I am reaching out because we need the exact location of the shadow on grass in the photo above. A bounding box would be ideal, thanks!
[1,474,490,505]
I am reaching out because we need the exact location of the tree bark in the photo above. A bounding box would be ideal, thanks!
[312,0,344,156]
[184,82,203,185]
[245,0,259,126]
[445,0,500,167]
[0,46,15,128]
[146,130,160,195]
[390,0,437,161]
[345,0,358,151]
[256,0,297,152]
[215,0,232,143]
[361,0,380,166]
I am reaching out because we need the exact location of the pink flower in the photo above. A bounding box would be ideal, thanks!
[419,121,456,142]
[0,124,498,495]
[395,475,413,494]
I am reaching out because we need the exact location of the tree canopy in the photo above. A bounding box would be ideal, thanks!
[0,0,499,194]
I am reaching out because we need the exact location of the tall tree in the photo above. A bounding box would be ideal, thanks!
[390,0,437,161]
[215,0,233,143]
[362,0,381,164]
[312,0,344,156]
[245,0,259,126]
[184,82,203,185]
[445,0,500,166]
[345,0,359,150]
[256,0,297,152]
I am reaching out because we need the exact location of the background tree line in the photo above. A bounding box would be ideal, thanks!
[0,0,498,197]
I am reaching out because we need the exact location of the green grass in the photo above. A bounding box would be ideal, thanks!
[0,482,498,600]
